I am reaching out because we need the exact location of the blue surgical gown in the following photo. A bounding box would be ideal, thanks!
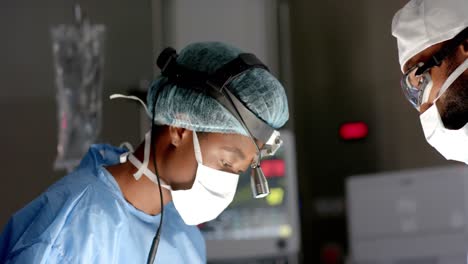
[0,144,206,263]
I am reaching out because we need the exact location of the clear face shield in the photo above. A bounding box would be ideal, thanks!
[157,47,283,198]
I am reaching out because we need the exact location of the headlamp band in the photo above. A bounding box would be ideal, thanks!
[155,47,276,144]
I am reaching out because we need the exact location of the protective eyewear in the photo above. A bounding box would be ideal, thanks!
[400,62,433,110]
[400,27,468,110]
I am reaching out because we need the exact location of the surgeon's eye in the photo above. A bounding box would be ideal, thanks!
[221,160,232,168]
[221,160,242,174]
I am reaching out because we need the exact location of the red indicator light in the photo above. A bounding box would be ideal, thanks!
[260,159,285,178]
[339,122,368,140]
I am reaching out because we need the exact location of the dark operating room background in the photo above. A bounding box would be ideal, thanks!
[0,0,448,263]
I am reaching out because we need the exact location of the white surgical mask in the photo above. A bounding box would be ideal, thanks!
[171,131,239,225]
[420,59,468,164]
[120,130,239,225]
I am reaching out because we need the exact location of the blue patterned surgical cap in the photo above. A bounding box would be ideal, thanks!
[146,42,289,136]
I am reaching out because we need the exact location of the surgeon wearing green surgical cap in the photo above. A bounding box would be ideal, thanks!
[0,41,289,264]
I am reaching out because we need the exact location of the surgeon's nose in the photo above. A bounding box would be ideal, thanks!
[419,102,434,114]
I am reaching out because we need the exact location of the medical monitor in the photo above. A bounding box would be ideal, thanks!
[200,130,301,262]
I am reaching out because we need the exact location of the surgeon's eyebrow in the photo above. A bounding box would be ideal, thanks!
[221,146,246,160]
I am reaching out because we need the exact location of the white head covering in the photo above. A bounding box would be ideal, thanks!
[392,0,468,72]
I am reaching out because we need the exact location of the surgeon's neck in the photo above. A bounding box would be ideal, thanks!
[106,139,172,216]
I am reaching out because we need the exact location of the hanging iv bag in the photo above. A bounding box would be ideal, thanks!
[51,9,106,172]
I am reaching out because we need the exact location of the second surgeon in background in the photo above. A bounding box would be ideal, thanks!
[392,0,468,164]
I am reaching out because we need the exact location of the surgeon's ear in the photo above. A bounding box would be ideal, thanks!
[168,126,190,147]
[462,39,468,57]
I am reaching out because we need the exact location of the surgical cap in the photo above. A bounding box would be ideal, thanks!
[146,42,289,136]
[392,0,468,72]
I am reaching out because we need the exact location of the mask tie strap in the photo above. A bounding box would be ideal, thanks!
[119,142,134,163]
[127,153,172,190]
[132,131,151,180]
[111,95,170,187]
[118,133,172,190]
[192,131,203,164]
[109,94,152,117]
[436,59,468,101]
